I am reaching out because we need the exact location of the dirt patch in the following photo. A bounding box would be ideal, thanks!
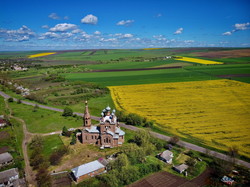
[153,62,192,68]
[217,74,250,78]
[0,146,9,154]
[0,131,10,140]
[51,172,72,187]
[190,168,212,186]
[194,49,250,58]
[128,171,197,187]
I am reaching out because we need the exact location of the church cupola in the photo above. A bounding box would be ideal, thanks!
[83,101,91,127]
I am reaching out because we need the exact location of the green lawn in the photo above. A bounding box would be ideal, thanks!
[42,135,64,158]
[9,102,83,133]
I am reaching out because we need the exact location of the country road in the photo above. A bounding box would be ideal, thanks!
[0,90,250,169]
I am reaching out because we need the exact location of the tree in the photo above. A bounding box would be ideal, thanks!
[70,133,76,145]
[186,157,196,167]
[17,99,22,104]
[62,126,68,136]
[228,145,238,158]
[36,167,52,187]
[62,107,73,117]
[110,153,129,171]
[8,97,14,102]
[134,129,150,146]
[169,136,179,145]
[33,104,39,112]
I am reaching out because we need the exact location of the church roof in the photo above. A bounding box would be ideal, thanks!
[106,130,114,136]
[115,127,125,136]
[85,126,99,133]
[71,160,105,178]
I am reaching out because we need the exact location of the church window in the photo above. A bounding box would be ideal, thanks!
[106,137,108,143]
[86,120,88,124]
[92,135,93,139]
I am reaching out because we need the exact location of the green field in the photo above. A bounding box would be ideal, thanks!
[64,68,219,86]
[9,102,83,133]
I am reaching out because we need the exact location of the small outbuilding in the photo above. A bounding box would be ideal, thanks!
[221,176,234,185]
[0,152,13,167]
[71,160,106,183]
[0,168,19,187]
[174,164,189,174]
[158,150,173,164]
[0,118,7,128]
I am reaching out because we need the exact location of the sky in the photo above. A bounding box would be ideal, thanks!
[0,0,250,51]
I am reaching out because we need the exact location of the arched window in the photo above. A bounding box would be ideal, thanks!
[106,137,108,143]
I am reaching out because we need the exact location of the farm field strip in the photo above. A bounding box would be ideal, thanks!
[109,79,250,158]
[28,52,56,58]
[176,57,223,64]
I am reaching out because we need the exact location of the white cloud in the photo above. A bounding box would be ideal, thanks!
[94,31,101,35]
[38,32,60,40]
[41,25,49,29]
[222,22,250,36]
[174,28,183,34]
[0,25,35,42]
[48,13,60,20]
[64,16,69,20]
[49,23,77,32]
[72,29,84,34]
[155,13,162,17]
[222,31,232,36]
[121,33,133,38]
[81,14,98,25]
[116,20,134,26]
[234,22,250,30]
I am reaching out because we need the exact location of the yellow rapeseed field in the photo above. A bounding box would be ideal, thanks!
[176,56,223,64]
[28,52,56,58]
[109,80,250,158]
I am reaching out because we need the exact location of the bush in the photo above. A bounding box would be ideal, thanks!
[62,107,73,117]
[8,97,14,102]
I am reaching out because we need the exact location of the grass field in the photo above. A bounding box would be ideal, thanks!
[109,79,250,158]
[9,102,83,133]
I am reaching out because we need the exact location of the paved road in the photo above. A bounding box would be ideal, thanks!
[1,90,250,169]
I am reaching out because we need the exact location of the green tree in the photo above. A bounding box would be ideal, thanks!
[110,153,129,171]
[134,129,150,146]
[62,107,73,117]
[169,136,180,145]
[62,126,68,136]
[8,97,14,102]
[70,133,76,145]
[36,167,52,187]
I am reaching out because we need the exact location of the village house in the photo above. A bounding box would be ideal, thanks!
[0,152,13,168]
[0,118,7,128]
[71,160,106,183]
[80,101,125,148]
[158,150,174,164]
[0,168,20,187]
[174,164,189,174]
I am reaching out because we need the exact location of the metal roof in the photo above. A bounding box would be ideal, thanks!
[85,126,99,133]
[115,127,125,136]
[0,168,19,183]
[71,160,105,178]
[0,152,13,164]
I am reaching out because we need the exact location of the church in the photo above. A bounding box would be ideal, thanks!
[81,101,125,148]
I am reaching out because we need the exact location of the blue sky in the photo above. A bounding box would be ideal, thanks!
[1,0,250,50]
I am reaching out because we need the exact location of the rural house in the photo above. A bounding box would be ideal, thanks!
[158,150,174,164]
[81,101,125,148]
[0,118,7,128]
[71,160,106,183]
[0,168,20,187]
[0,152,13,168]
[174,164,189,174]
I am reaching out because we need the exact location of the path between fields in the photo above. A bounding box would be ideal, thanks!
[0,90,250,169]
[4,99,36,187]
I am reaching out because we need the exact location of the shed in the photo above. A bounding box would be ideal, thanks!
[0,118,7,128]
[174,164,189,173]
[159,150,173,164]
[0,152,13,167]
[71,160,106,183]
[0,168,19,187]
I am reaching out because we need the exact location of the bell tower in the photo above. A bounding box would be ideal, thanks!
[83,101,91,127]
